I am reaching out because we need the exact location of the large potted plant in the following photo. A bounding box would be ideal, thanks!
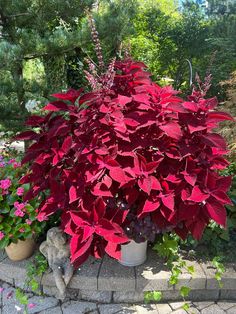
[16,55,234,268]
[16,13,234,269]
[0,152,46,261]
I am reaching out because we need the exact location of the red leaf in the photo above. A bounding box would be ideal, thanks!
[142,199,160,214]
[188,218,206,240]
[211,190,233,205]
[207,111,234,122]
[117,95,132,106]
[105,242,121,260]
[161,194,174,211]
[151,176,162,190]
[188,186,209,203]
[206,97,218,109]
[160,122,183,140]
[62,136,72,153]
[216,176,232,192]
[70,212,88,226]
[109,167,130,185]
[138,177,152,194]
[69,186,80,203]
[25,115,45,126]
[92,182,113,197]
[165,103,188,113]
[52,88,82,103]
[205,198,227,227]
[43,101,69,111]
[201,133,227,149]
[182,102,198,112]
[132,93,150,105]
[15,131,38,141]
[82,226,95,242]
[70,236,93,263]
[124,118,140,127]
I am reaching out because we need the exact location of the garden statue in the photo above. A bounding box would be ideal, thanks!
[39,227,74,300]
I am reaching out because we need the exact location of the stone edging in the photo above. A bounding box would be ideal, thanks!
[1,249,236,303]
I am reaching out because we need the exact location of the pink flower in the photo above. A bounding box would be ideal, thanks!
[0,287,5,292]
[13,162,21,168]
[1,190,9,195]
[8,159,16,164]
[19,228,25,233]
[14,202,25,211]
[14,208,25,217]
[26,219,32,225]
[16,187,24,196]
[0,231,4,240]
[0,179,11,190]
[0,162,5,168]
[28,303,36,309]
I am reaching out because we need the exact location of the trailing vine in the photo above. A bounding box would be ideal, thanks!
[15,252,48,313]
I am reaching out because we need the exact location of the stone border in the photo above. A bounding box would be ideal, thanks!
[1,249,236,303]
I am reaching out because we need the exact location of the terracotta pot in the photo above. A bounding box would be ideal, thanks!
[120,240,147,266]
[5,238,36,261]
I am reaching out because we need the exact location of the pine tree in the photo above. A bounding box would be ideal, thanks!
[0,0,93,133]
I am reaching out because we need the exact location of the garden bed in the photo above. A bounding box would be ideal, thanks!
[1,248,236,304]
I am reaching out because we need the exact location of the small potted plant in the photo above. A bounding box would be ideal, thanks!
[16,17,234,269]
[0,153,46,261]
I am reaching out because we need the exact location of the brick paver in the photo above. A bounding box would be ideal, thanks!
[1,282,236,314]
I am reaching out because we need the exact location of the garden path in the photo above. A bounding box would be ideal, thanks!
[0,281,236,314]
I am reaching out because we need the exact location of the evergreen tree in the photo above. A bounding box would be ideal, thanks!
[0,0,93,133]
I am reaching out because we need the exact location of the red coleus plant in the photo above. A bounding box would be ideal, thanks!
[17,59,234,266]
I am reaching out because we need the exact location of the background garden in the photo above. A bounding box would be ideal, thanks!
[0,0,236,308]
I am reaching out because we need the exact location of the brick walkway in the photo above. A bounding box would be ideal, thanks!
[1,282,236,314]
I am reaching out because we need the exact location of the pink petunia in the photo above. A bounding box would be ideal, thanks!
[0,231,4,240]
[16,187,24,196]
[26,219,32,225]
[14,208,25,217]
[19,228,25,233]
[0,179,11,190]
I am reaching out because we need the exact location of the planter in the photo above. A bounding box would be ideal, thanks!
[5,238,36,261]
[120,240,147,266]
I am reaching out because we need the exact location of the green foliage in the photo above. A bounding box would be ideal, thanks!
[153,233,195,302]
[153,233,179,266]
[1,0,236,135]
[144,291,162,303]
[212,256,225,288]
[180,286,191,298]
[0,0,94,133]
[15,252,48,313]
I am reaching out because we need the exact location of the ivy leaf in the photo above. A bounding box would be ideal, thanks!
[187,265,195,275]
[180,286,191,298]
[182,303,190,311]
[152,291,162,301]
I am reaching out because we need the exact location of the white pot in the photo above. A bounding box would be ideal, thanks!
[120,240,147,266]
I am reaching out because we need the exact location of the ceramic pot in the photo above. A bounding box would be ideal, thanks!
[5,238,36,261]
[120,240,147,266]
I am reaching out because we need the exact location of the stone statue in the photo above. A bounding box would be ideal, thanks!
[39,227,74,300]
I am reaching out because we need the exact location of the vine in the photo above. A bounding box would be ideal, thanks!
[144,233,226,311]
[15,252,48,313]
[144,233,194,310]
